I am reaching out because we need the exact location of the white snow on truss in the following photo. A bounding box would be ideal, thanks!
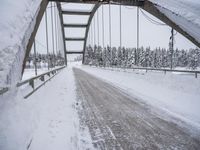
[0,0,42,86]
[149,0,200,45]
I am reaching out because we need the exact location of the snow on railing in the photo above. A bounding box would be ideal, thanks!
[0,66,65,98]
[92,65,200,78]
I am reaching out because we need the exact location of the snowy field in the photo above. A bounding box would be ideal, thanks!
[22,68,48,80]
[78,64,200,130]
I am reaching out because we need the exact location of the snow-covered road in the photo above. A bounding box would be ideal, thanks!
[1,64,200,150]
[74,67,200,149]
[79,65,200,130]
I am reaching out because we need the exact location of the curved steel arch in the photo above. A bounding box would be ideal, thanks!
[83,4,100,64]
[54,2,100,64]
[23,0,200,74]
[141,1,200,48]
[22,0,48,74]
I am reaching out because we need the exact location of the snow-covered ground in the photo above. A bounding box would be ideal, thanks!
[22,68,48,80]
[78,65,200,130]
[22,66,61,80]
[0,66,93,150]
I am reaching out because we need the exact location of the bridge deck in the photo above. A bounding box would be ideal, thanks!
[74,67,200,149]
[7,66,199,150]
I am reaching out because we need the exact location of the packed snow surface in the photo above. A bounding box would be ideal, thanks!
[79,65,200,130]
[0,66,93,150]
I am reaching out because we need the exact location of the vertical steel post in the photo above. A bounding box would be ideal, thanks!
[109,3,112,66]
[170,28,174,70]
[109,4,112,49]
[119,4,122,50]
[33,40,38,76]
[91,22,93,47]
[45,10,50,70]
[94,15,96,47]
[102,5,105,49]
[54,3,58,64]
[51,2,55,67]
[136,7,139,66]
[97,9,100,47]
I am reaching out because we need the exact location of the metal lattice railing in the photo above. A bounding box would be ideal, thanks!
[0,66,65,98]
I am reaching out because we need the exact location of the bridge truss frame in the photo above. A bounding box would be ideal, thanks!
[22,0,200,74]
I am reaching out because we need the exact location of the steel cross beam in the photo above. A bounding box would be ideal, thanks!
[62,10,91,15]
[83,4,100,64]
[49,0,144,6]
[63,24,88,28]
[58,2,100,61]
[21,0,200,77]
[66,51,84,54]
[22,0,48,74]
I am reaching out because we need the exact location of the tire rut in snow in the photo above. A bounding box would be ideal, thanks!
[73,67,200,150]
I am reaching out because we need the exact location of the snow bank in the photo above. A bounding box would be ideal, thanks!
[0,67,93,150]
[0,0,42,87]
[149,0,200,45]
[79,65,200,130]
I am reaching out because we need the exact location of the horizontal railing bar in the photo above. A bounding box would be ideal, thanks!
[17,66,65,87]
[0,87,9,95]
[24,72,57,99]
[0,66,66,96]
[130,67,200,74]
[94,65,200,78]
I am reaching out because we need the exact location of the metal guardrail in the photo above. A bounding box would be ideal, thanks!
[0,87,9,95]
[131,67,200,78]
[0,66,65,98]
[96,66,200,78]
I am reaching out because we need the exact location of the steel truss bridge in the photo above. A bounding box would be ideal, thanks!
[23,0,200,73]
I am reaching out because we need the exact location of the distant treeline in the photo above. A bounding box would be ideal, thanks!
[84,45,200,70]
[26,52,65,68]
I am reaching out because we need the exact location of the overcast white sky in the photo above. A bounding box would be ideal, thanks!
[33,3,197,60]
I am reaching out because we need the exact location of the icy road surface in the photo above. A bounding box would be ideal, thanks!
[74,68,200,150]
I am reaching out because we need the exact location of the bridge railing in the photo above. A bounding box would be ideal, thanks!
[92,65,200,78]
[0,66,66,98]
